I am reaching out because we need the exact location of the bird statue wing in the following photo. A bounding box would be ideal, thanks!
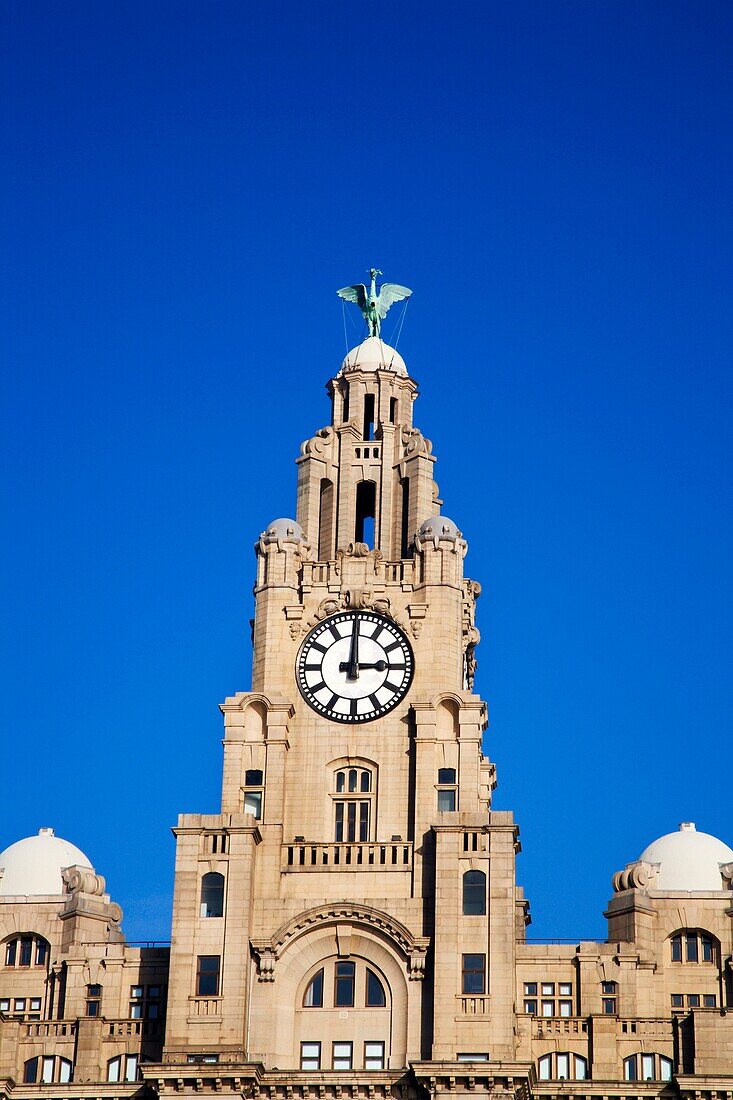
[376,282,412,319]
[337,284,368,311]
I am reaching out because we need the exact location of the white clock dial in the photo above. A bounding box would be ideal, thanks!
[296,611,414,723]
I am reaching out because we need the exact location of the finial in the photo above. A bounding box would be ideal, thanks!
[337,268,412,338]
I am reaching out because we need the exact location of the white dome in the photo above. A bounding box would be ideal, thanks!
[638,822,733,892]
[0,828,93,897]
[341,337,407,375]
[261,518,305,542]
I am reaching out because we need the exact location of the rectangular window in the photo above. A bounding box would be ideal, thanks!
[42,1057,54,1083]
[364,1041,385,1069]
[701,935,713,962]
[359,801,369,841]
[363,395,375,441]
[125,1055,138,1083]
[541,1000,553,1017]
[641,1053,654,1080]
[541,983,554,995]
[523,982,537,996]
[687,993,700,1007]
[244,790,262,819]
[108,1057,121,1083]
[671,993,684,1008]
[437,789,456,812]
[196,955,220,997]
[86,999,100,1017]
[559,982,572,996]
[300,1042,321,1070]
[457,1053,489,1062]
[686,933,699,962]
[29,997,41,1013]
[0,999,9,1012]
[703,993,717,1007]
[671,934,682,961]
[602,997,617,1014]
[559,1000,572,1017]
[601,981,616,994]
[461,954,486,995]
[35,941,47,966]
[523,1000,537,1015]
[333,1041,353,1070]
[131,986,143,998]
[5,941,16,966]
[19,939,32,967]
[556,1053,569,1079]
[14,998,26,1011]
[334,960,355,1007]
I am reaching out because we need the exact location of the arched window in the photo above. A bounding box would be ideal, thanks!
[462,870,486,915]
[624,1053,673,1081]
[670,929,718,964]
[366,968,386,1006]
[200,872,224,918]
[333,766,375,842]
[24,1056,73,1084]
[538,1052,588,1081]
[303,968,324,1007]
[4,933,49,969]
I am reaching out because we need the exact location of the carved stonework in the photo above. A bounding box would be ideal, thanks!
[401,426,432,458]
[301,425,335,458]
[612,860,659,892]
[63,866,106,897]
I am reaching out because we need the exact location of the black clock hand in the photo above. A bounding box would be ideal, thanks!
[345,617,360,680]
[339,659,388,673]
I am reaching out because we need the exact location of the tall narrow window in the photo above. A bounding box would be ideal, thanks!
[86,984,102,1016]
[355,481,376,546]
[334,961,355,1007]
[400,477,410,558]
[462,870,487,915]
[243,769,263,819]
[389,397,398,423]
[200,872,225,918]
[437,768,457,812]
[196,956,220,997]
[363,394,375,440]
[318,478,334,560]
[303,968,324,1007]
[333,766,374,841]
[366,968,386,1006]
[461,954,486,994]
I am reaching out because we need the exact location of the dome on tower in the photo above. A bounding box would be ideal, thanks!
[415,515,463,547]
[0,828,93,897]
[260,518,306,544]
[341,337,407,376]
[637,822,733,892]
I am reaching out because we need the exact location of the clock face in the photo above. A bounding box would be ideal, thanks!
[296,611,414,723]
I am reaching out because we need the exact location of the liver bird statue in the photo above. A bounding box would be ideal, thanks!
[337,269,412,337]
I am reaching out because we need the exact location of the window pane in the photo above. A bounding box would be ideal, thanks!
[335,802,344,841]
[131,986,143,998]
[541,983,554,995]
[559,1000,572,1017]
[359,801,369,841]
[6,940,16,966]
[541,1000,553,1016]
[703,993,716,1007]
[35,941,47,966]
[201,872,225,918]
[437,789,456,812]
[574,1055,587,1080]
[244,769,263,786]
[336,771,345,792]
[335,961,355,1006]
[538,1056,551,1081]
[641,1053,654,1080]
[301,1042,320,1070]
[196,956,220,996]
[660,1056,673,1081]
[125,1055,138,1082]
[244,791,262,819]
[556,1053,569,1079]
[462,954,485,994]
[366,968,386,1007]
[524,982,537,995]
[686,933,698,962]
[348,769,357,792]
[86,1000,100,1016]
[625,1056,637,1081]
[462,871,486,915]
[107,1058,121,1083]
[671,935,682,961]
[602,998,616,1014]
[701,935,713,961]
[333,1041,352,1069]
[304,968,324,1007]
[20,939,32,966]
[671,993,684,1007]
[30,998,41,1011]
[437,768,456,784]
[601,981,616,994]
[688,993,700,1007]
[130,1003,143,1018]
[59,1058,72,1083]
[24,1058,38,1084]
[42,1057,54,1083]
[559,982,572,996]
[347,801,357,841]
[523,1000,537,1014]
[360,770,370,791]
[364,1041,384,1069]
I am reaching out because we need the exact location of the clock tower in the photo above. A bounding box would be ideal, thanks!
[159,282,525,1093]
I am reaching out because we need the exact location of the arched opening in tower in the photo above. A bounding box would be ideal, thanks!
[318,478,334,560]
[355,480,377,547]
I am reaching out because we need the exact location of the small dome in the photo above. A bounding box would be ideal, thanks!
[341,337,407,375]
[260,518,306,543]
[416,515,463,543]
[638,822,733,892]
[0,828,93,897]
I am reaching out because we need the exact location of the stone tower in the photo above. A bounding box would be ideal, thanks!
[160,327,522,1090]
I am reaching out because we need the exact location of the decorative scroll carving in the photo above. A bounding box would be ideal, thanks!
[612,860,659,892]
[63,866,106,897]
[314,594,348,621]
[401,426,432,458]
[301,426,335,458]
[720,862,733,886]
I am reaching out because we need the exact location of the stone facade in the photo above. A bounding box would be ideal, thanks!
[1,332,732,1098]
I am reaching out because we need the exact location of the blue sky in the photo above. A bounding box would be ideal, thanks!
[2,2,731,940]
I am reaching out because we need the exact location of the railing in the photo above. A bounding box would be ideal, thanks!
[618,1018,675,1038]
[457,995,490,1015]
[189,998,221,1017]
[302,560,414,589]
[105,1018,163,1039]
[22,1021,76,1039]
[283,841,413,872]
[533,1017,588,1037]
